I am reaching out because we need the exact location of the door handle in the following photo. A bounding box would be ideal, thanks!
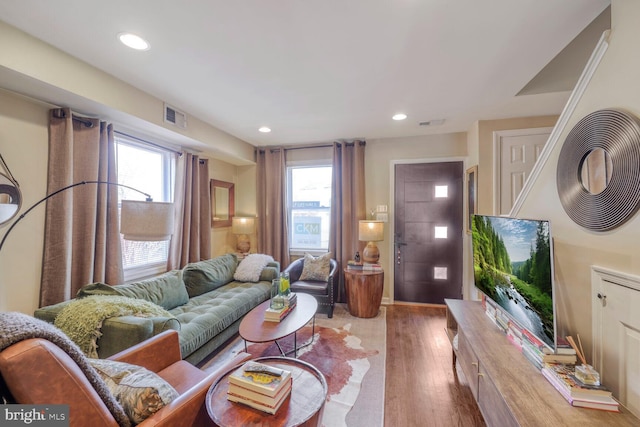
[597,293,607,307]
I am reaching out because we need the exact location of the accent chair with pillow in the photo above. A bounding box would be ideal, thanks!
[283,253,339,318]
[0,312,250,427]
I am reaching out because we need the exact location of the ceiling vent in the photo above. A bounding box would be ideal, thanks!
[164,103,187,129]
[419,119,445,127]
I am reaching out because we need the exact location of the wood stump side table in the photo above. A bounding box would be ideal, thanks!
[343,268,384,318]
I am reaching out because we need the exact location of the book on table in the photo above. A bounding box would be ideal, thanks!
[283,292,297,308]
[228,361,293,397]
[227,379,292,414]
[264,293,297,322]
[264,306,292,322]
[347,261,382,271]
[227,383,291,414]
[541,363,619,411]
[541,353,578,364]
[227,361,293,414]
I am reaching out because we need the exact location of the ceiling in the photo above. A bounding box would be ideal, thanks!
[0,1,610,147]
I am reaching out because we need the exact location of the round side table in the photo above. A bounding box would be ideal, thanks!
[343,268,384,318]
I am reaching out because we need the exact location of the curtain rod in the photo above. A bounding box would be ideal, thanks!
[51,108,94,127]
[257,139,365,153]
[51,109,183,157]
[114,130,183,157]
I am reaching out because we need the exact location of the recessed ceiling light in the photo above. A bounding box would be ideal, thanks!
[258,126,271,133]
[392,113,407,121]
[118,33,150,51]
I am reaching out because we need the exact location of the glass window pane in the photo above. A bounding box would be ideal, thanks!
[435,226,448,239]
[435,185,448,198]
[434,267,448,280]
[288,166,332,251]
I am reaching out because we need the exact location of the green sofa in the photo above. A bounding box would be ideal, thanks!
[34,254,279,365]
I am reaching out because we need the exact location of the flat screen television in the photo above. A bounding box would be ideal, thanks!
[471,214,556,351]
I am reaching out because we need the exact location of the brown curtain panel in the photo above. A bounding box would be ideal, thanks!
[40,108,123,307]
[329,140,366,302]
[168,153,211,269]
[256,147,290,267]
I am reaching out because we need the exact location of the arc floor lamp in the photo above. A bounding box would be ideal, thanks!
[0,180,174,253]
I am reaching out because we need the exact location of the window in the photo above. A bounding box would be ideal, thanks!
[115,134,175,281]
[287,165,332,253]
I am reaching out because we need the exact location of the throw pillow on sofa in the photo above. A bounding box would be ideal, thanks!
[89,359,178,424]
[233,254,274,282]
[182,254,238,297]
[299,252,332,281]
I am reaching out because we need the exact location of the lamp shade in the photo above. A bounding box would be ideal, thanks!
[0,203,18,223]
[359,220,384,242]
[232,217,255,235]
[120,200,174,241]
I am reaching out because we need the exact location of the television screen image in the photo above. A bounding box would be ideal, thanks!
[471,215,555,350]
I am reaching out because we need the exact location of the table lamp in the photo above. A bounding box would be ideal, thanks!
[232,216,255,254]
[359,220,384,264]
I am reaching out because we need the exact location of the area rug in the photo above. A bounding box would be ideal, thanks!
[201,303,386,427]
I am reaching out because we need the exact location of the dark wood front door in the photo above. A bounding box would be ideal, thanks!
[394,162,463,304]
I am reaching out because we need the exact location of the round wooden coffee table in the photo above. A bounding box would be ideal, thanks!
[239,293,318,357]
[206,356,327,427]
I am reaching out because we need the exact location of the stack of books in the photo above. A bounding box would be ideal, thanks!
[520,328,546,370]
[541,363,619,412]
[227,361,293,414]
[541,348,578,365]
[264,293,297,322]
[346,260,382,271]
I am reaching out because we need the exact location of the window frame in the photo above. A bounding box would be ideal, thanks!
[114,133,176,282]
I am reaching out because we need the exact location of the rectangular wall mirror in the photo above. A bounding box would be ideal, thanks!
[210,179,234,228]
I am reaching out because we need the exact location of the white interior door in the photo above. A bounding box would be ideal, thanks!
[592,266,640,418]
[493,128,552,215]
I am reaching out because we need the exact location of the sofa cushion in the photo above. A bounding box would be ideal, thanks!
[76,282,122,298]
[182,254,238,297]
[169,280,271,358]
[89,358,178,424]
[299,252,332,281]
[77,271,189,311]
[116,271,189,310]
[259,262,280,282]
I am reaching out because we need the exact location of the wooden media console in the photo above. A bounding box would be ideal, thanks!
[444,299,639,426]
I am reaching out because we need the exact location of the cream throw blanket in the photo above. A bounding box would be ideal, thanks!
[54,295,175,358]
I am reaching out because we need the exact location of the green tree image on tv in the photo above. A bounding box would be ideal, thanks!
[472,215,555,349]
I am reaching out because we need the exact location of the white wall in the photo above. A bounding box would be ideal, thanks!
[517,0,640,361]
[0,90,49,313]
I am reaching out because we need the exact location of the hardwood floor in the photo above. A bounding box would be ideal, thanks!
[385,304,486,427]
